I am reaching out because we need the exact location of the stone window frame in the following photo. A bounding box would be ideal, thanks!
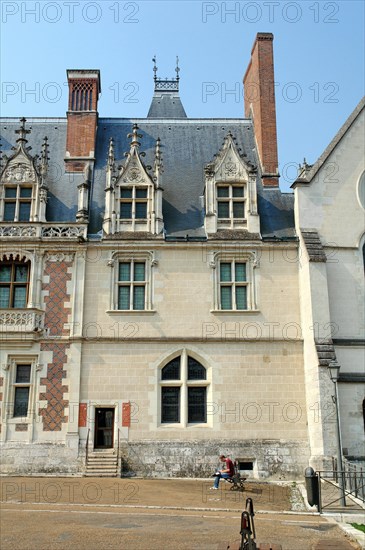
[0,251,41,310]
[2,355,40,425]
[0,183,34,222]
[106,251,157,313]
[119,186,149,222]
[0,257,30,308]
[210,250,258,312]
[158,349,211,429]
[216,182,246,224]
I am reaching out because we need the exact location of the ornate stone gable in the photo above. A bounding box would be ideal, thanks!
[204,131,260,235]
[0,118,49,223]
[103,124,164,236]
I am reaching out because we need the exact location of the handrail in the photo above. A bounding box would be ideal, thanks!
[85,428,90,466]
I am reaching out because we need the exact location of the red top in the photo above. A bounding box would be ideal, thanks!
[225,458,235,477]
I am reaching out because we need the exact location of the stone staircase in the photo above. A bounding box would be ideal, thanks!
[85,450,119,477]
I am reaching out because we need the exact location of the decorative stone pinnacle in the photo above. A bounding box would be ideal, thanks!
[107,137,115,168]
[154,137,163,173]
[39,136,50,180]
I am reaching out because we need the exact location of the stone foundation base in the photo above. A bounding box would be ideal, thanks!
[119,439,311,480]
[0,439,311,479]
[0,443,82,475]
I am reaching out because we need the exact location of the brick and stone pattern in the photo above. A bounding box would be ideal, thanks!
[42,260,72,337]
[39,343,69,431]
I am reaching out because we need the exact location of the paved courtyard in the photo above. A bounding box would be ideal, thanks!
[0,477,362,549]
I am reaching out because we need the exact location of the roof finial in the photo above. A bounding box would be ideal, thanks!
[15,117,31,144]
[127,123,143,149]
[153,55,158,83]
[175,56,180,81]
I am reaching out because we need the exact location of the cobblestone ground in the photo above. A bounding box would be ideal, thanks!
[0,477,362,550]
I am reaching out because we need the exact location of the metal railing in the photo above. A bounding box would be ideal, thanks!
[333,457,365,503]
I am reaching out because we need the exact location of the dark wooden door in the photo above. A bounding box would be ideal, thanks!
[94,408,114,448]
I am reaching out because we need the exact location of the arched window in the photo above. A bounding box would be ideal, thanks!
[160,351,208,425]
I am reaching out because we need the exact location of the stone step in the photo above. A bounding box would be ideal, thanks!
[84,472,119,477]
[86,458,118,464]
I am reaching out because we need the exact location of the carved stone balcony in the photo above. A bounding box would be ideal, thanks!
[0,223,87,240]
[0,309,45,335]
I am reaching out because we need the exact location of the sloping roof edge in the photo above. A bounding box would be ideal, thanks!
[292,96,365,188]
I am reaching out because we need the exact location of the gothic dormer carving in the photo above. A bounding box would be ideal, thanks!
[204,132,259,235]
[0,118,49,223]
[103,125,164,236]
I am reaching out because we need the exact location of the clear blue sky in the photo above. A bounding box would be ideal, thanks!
[1,0,364,190]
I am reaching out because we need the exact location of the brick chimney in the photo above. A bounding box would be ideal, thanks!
[243,33,279,187]
[65,70,101,172]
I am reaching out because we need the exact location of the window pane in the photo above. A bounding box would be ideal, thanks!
[220,286,232,310]
[135,203,147,219]
[4,202,16,221]
[118,286,130,309]
[14,387,29,417]
[161,358,180,380]
[20,187,32,198]
[220,263,231,282]
[15,265,28,282]
[233,202,245,218]
[120,188,132,198]
[5,187,16,198]
[136,188,147,198]
[232,186,244,197]
[133,263,145,281]
[217,186,229,197]
[16,365,31,383]
[0,266,11,282]
[13,286,27,308]
[0,287,10,308]
[119,263,131,281]
[235,263,246,282]
[188,387,206,423]
[120,202,132,219]
[188,357,206,380]
[133,286,145,310]
[218,202,229,218]
[19,202,31,221]
[236,286,247,310]
[161,387,180,423]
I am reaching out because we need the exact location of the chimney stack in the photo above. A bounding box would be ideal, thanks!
[243,33,279,187]
[65,70,101,172]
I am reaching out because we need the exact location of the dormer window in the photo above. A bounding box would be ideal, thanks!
[120,187,148,220]
[217,184,245,220]
[204,131,259,236]
[3,185,33,222]
[103,125,164,236]
[0,118,49,223]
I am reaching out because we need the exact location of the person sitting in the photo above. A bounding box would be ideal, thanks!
[211,455,235,489]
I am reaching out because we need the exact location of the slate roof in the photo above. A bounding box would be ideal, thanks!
[300,229,327,262]
[147,92,187,118]
[0,117,296,240]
